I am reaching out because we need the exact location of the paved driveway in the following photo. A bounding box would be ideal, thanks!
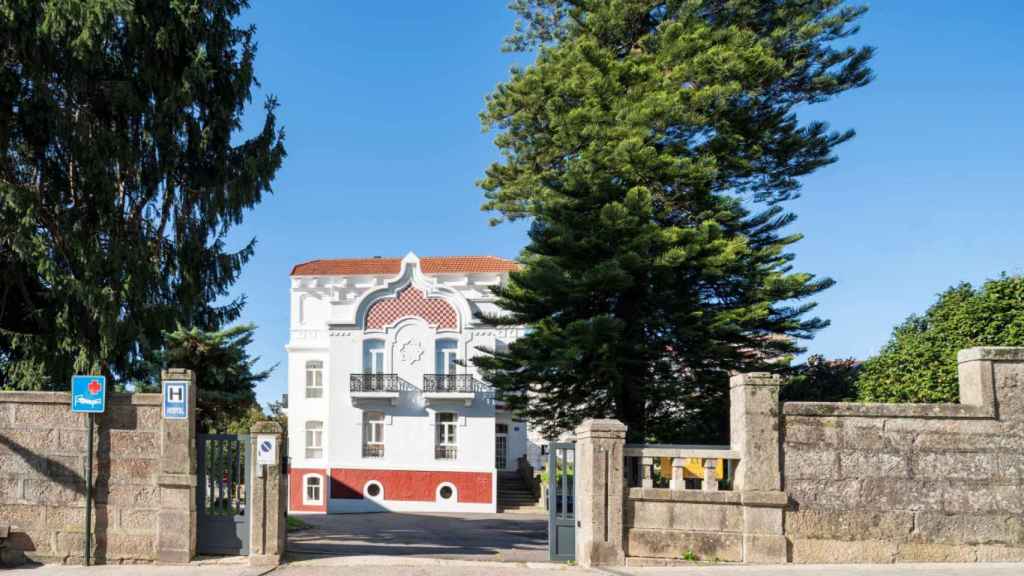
[287,512,549,563]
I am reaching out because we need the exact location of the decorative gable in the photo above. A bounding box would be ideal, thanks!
[365,286,458,330]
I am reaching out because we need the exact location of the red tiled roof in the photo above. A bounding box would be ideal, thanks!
[290,256,519,276]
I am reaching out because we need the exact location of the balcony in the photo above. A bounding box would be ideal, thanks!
[435,446,458,460]
[362,444,385,459]
[422,374,480,406]
[350,374,402,405]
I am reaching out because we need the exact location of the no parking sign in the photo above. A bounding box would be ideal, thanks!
[256,435,277,465]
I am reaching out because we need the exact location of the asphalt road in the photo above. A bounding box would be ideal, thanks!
[286,511,549,563]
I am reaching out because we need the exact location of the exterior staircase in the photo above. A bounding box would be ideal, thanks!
[498,471,545,514]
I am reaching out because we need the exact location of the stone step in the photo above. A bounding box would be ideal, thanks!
[499,502,548,510]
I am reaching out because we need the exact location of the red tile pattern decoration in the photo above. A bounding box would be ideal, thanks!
[365,286,458,329]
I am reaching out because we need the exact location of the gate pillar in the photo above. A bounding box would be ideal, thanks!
[157,369,197,563]
[730,373,787,564]
[574,419,626,567]
[249,421,286,566]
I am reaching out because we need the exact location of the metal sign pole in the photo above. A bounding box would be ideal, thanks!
[85,412,93,566]
[70,374,104,567]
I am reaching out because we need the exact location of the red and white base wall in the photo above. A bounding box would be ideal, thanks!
[289,468,496,514]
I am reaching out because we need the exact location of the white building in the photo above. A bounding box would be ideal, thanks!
[286,252,529,513]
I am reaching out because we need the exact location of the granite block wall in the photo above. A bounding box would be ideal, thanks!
[0,372,196,565]
[782,348,1024,563]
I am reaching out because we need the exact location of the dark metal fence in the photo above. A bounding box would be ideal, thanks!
[422,374,481,393]
[350,373,402,392]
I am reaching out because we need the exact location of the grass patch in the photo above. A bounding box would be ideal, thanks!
[287,515,312,532]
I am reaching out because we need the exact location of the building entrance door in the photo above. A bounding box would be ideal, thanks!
[495,424,508,469]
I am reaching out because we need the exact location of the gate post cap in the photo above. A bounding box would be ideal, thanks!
[575,419,626,439]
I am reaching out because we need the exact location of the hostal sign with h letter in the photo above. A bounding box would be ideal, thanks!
[163,380,188,419]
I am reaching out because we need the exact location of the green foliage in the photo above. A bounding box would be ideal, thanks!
[286,516,311,532]
[146,324,271,433]
[857,275,1024,403]
[226,405,266,435]
[782,354,860,402]
[475,0,873,442]
[0,0,284,390]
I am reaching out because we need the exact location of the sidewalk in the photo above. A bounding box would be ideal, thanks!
[5,559,1024,576]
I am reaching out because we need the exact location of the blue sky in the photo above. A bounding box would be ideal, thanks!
[229,1,1024,406]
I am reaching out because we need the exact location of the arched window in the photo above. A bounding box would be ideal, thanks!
[305,421,323,459]
[303,474,323,505]
[435,339,458,375]
[363,340,385,374]
[305,360,323,398]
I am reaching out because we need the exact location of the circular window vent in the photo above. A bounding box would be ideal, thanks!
[366,481,382,498]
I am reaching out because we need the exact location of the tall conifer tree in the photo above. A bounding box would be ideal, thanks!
[476,0,873,442]
[0,1,284,388]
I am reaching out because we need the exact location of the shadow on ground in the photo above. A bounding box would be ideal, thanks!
[287,512,549,562]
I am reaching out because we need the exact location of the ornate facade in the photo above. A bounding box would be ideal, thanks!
[286,252,528,513]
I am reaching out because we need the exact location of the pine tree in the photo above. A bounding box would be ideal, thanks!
[0,1,285,389]
[475,0,873,442]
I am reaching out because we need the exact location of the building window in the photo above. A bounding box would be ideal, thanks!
[305,360,323,398]
[305,421,323,459]
[364,480,383,500]
[435,339,458,374]
[363,411,385,458]
[363,340,385,374]
[303,474,323,505]
[435,412,458,460]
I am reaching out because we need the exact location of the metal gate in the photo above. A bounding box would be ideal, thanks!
[548,442,575,561]
[197,434,251,555]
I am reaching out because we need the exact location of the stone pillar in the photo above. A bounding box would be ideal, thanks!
[574,419,627,568]
[156,369,197,564]
[729,372,787,564]
[730,372,782,492]
[669,458,685,490]
[640,457,654,489]
[957,348,998,409]
[249,421,286,567]
[702,458,719,492]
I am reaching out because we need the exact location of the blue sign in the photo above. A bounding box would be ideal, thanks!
[71,375,107,413]
[163,380,188,420]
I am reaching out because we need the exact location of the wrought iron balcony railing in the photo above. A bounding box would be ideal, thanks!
[435,446,458,460]
[422,374,482,393]
[362,444,385,458]
[350,373,402,393]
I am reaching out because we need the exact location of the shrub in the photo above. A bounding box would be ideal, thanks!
[856,275,1024,402]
